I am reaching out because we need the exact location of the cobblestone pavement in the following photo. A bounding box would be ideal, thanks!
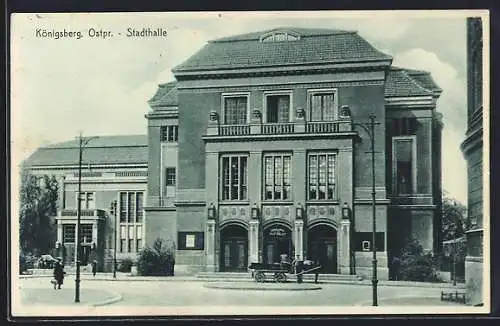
[15,276,467,308]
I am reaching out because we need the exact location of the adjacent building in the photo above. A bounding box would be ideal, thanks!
[23,27,444,279]
[461,17,483,305]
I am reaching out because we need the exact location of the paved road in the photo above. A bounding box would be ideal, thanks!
[16,276,464,307]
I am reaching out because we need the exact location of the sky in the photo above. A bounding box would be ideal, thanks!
[10,10,489,206]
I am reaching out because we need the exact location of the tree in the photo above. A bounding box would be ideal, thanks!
[137,238,176,276]
[19,166,59,256]
[442,194,468,241]
[398,235,440,282]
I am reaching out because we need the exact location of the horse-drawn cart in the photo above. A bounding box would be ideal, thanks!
[248,262,322,283]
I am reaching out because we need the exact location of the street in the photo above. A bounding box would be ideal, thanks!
[16,276,464,307]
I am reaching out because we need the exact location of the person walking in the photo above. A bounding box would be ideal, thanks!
[392,256,401,281]
[53,258,65,290]
[92,260,97,277]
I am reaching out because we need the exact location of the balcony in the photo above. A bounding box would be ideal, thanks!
[57,209,106,220]
[205,107,354,139]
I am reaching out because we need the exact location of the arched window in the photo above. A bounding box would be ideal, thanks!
[260,31,300,42]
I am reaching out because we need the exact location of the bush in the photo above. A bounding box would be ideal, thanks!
[397,237,440,282]
[19,252,36,274]
[137,238,175,276]
[117,258,134,273]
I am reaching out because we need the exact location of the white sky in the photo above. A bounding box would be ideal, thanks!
[10,10,489,206]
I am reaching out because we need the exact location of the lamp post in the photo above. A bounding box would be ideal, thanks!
[75,133,98,303]
[353,113,380,306]
[110,200,118,279]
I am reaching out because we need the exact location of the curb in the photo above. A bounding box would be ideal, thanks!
[91,290,124,307]
[353,295,467,307]
[203,283,322,291]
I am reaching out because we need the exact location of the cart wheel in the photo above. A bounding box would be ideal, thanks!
[255,271,265,283]
[276,272,287,283]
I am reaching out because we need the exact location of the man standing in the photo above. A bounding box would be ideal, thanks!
[92,260,97,277]
[53,258,65,290]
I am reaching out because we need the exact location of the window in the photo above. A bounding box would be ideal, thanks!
[221,155,248,201]
[391,117,417,136]
[63,224,75,243]
[166,168,176,186]
[161,125,178,142]
[265,94,291,123]
[264,154,292,200]
[223,96,248,125]
[178,232,204,250]
[308,153,336,200]
[392,136,416,195]
[76,192,95,209]
[118,191,144,253]
[309,91,337,121]
[80,224,93,243]
[261,31,299,42]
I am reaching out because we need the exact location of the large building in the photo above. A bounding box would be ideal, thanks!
[461,18,483,305]
[23,28,443,279]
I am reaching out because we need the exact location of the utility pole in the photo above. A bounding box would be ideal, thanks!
[74,133,99,303]
[111,200,118,278]
[353,113,380,306]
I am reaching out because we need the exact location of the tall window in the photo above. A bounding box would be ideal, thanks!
[80,224,93,243]
[266,95,290,123]
[309,91,337,121]
[63,224,75,243]
[76,192,95,209]
[391,117,417,136]
[264,154,292,200]
[223,96,248,125]
[161,125,178,142]
[308,153,336,200]
[393,137,416,195]
[118,191,144,252]
[221,155,248,201]
[165,167,176,198]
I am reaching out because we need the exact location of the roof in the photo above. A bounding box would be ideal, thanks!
[172,27,392,73]
[24,135,148,167]
[384,67,438,97]
[405,69,442,93]
[148,81,179,108]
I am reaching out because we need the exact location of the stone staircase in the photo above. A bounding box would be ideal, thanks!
[196,272,362,282]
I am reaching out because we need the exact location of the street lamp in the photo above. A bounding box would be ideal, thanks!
[352,112,380,306]
[109,200,118,278]
[75,133,99,303]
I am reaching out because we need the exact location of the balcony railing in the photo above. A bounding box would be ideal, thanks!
[59,209,106,219]
[146,196,175,207]
[208,120,352,137]
[219,124,251,136]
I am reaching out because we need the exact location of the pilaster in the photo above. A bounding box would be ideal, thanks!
[294,220,304,260]
[249,220,260,264]
[339,218,351,274]
[205,220,216,272]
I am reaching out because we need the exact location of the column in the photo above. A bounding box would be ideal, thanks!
[294,220,304,260]
[57,176,65,210]
[92,222,98,244]
[249,220,260,264]
[57,222,63,244]
[205,220,216,272]
[339,218,351,274]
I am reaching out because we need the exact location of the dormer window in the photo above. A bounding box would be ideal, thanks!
[260,31,300,42]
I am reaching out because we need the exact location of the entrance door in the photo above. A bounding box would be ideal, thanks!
[263,226,293,264]
[308,225,337,274]
[220,225,248,272]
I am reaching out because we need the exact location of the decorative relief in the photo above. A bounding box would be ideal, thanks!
[307,205,337,221]
[262,205,294,223]
[219,206,249,222]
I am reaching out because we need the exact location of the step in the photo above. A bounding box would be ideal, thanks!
[197,272,361,282]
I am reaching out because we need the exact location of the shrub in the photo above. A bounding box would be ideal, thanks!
[397,236,440,282]
[19,252,36,274]
[117,258,134,273]
[137,238,175,276]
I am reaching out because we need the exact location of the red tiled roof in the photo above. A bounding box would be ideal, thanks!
[173,28,392,73]
[384,68,435,97]
[24,135,148,167]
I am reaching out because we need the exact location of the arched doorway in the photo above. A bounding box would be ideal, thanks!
[308,224,337,274]
[220,224,248,272]
[263,224,293,264]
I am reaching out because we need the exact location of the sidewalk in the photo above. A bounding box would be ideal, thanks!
[19,272,466,289]
[19,286,123,307]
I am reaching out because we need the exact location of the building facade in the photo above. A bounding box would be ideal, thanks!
[461,17,483,305]
[145,28,443,279]
[23,28,443,279]
[23,135,148,271]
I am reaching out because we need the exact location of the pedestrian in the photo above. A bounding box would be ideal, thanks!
[294,255,303,284]
[52,257,65,290]
[92,260,97,277]
[314,260,320,284]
